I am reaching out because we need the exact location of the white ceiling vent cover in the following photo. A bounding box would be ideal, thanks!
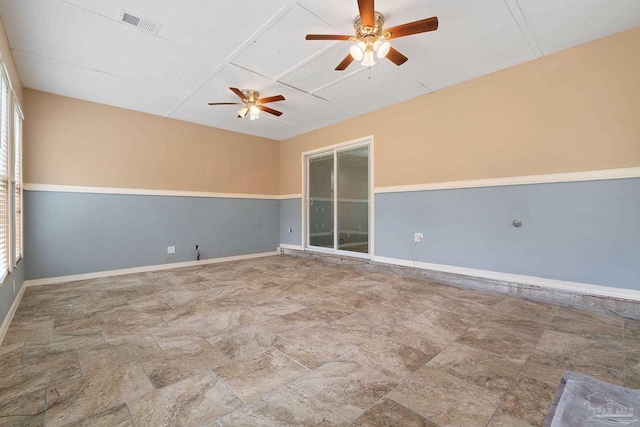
[118,10,161,35]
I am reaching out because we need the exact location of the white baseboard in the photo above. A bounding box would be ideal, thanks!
[279,244,304,251]
[373,255,640,302]
[0,283,26,346]
[24,251,280,287]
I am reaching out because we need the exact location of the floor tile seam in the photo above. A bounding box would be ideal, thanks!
[550,310,625,329]
[484,304,560,426]
[290,381,351,424]
[383,394,444,427]
[270,345,313,374]
[124,397,139,427]
[209,369,248,407]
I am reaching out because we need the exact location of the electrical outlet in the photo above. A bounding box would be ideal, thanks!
[414,233,424,243]
[167,246,175,254]
[12,280,15,295]
[288,227,293,233]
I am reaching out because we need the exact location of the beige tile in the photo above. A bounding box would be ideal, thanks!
[352,398,436,427]
[216,347,308,402]
[548,314,623,340]
[209,324,277,360]
[64,404,133,427]
[79,335,163,373]
[0,342,24,373]
[129,370,243,426]
[263,311,327,334]
[456,322,538,362]
[296,302,353,322]
[521,348,624,387]
[535,329,624,371]
[436,298,491,320]
[356,303,419,327]
[2,318,53,346]
[324,314,391,346]
[218,384,345,426]
[482,312,547,341]
[557,306,623,327]
[499,375,557,426]
[294,360,397,422]
[250,299,307,318]
[44,361,153,427]
[101,314,167,341]
[388,366,503,426]
[23,333,105,358]
[624,318,640,340]
[141,340,229,388]
[495,298,558,323]
[427,342,522,392]
[387,308,476,356]
[0,350,81,401]
[0,389,46,426]
[341,336,431,381]
[273,328,353,370]
[487,412,536,427]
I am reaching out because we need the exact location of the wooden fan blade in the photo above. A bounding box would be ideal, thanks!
[208,102,241,105]
[358,0,375,29]
[335,54,355,71]
[385,47,408,66]
[306,34,351,41]
[260,95,285,104]
[259,105,283,117]
[229,87,247,101]
[387,17,438,39]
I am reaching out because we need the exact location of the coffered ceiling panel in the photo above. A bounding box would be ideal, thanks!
[1,0,637,140]
[14,50,184,116]
[314,62,429,114]
[515,0,640,54]
[231,5,339,80]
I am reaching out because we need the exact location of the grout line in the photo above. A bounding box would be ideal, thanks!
[484,304,558,426]
[212,370,247,406]
[291,382,350,424]
[125,402,138,427]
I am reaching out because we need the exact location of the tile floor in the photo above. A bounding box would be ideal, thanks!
[0,255,638,426]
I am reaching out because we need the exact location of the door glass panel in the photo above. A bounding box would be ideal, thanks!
[308,154,334,248]
[337,146,369,253]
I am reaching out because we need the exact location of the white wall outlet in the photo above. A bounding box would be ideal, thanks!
[12,280,15,295]
[414,233,424,243]
[167,246,175,254]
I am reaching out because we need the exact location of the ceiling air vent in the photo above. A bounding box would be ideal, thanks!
[118,10,161,35]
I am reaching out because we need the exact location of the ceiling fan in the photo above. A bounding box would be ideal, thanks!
[208,87,285,120]
[305,0,438,70]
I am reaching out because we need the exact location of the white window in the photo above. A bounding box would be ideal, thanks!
[13,103,23,264]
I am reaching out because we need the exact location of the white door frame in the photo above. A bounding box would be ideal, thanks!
[301,135,374,259]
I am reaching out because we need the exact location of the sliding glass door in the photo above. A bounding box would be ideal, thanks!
[306,141,370,256]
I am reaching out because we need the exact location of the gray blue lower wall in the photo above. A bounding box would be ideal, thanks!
[375,178,640,291]
[0,261,25,330]
[24,191,280,280]
[280,198,302,246]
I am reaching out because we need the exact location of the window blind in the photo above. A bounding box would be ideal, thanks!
[14,104,22,264]
[0,72,10,279]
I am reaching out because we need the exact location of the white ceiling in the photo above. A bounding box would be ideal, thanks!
[1,0,638,140]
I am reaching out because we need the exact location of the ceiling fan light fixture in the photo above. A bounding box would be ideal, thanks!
[375,40,391,58]
[361,50,376,67]
[237,106,249,118]
[249,105,260,120]
[350,43,364,61]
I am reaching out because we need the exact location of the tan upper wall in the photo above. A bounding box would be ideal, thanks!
[0,19,22,107]
[24,90,280,194]
[280,27,640,194]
